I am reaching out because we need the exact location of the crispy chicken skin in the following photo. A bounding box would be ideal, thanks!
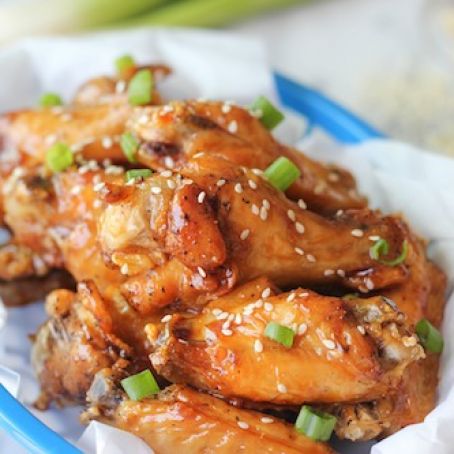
[84,375,334,454]
[32,282,132,408]
[329,260,447,441]
[147,288,424,405]
[0,61,444,452]
[2,161,410,315]
[130,101,366,214]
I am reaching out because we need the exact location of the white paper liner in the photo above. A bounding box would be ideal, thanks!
[0,29,453,454]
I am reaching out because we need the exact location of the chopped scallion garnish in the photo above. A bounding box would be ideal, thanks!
[416,319,443,353]
[127,69,154,106]
[121,369,160,401]
[45,143,73,172]
[295,405,336,441]
[250,96,284,130]
[370,239,408,266]
[264,156,300,191]
[39,92,63,107]
[115,54,135,76]
[264,322,295,348]
[125,169,153,182]
[120,132,139,163]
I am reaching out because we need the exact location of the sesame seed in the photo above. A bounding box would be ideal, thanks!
[164,156,175,168]
[120,264,129,275]
[357,325,366,335]
[161,170,172,177]
[298,323,308,335]
[365,278,375,290]
[262,199,270,210]
[116,80,126,93]
[252,168,263,176]
[105,165,124,175]
[299,292,309,297]
[314,182,326,194]
[243,306,254,316]
[255,299,263,308]
[151,186,162,194]
[351,229,364,238]
[216,179,226,187]
[221,103,231,114]
[344,332,352,345]
[197,267,207,278]
[254,339,263,353]
[295,222,305,234]
[222,329,233,336]
[336,209,344,217]
[228,313,235,323]
[261,417,274,424]
[306,254,316,262]
[212,308,222,316]
[369,235,380,241]
[228,120,238,134]
[93,182,106,192]
[70,185,82,195]
[260,206,268,221]
[237,421,249,430]
[403,336,417,347]
[217,312,229,320]
[167,180,176,189]
[337,269,346,277]
[324,269,335,276]
[294,247,304,256]
[161,315,172,323]
[262,288,271,298]
[287,293,296,302]
[182,179,193,185]
[248,179,257,189]
[93,199,102,209]
[277,383,287,393]
[264,302,273,312]
[222,320,231,330]
[298,199,307,210]
[197,191,206,203]
[240,229,250,240]
[322,339,336,350]
[161,105,174,114]
[138,114,149,125]
[235,313,242,324]
[102,136,113,149]
[251,204,260,215]
[287,209,296,222]
[234,183,243,194]
[192,152,205,159]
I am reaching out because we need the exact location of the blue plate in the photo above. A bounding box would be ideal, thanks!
[0,72,383,453]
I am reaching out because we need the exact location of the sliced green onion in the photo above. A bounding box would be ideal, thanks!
[250,96,284,130]
[39,92,63,107]
[115,54,135,76]
[264,322,295,348]
[127,69,154,106]
[370,239,408,266]
[120,132,139,163]
[264,157,300,192]
[295,405,337,441]
[369,239,389,260]
[416,319,444,354]
[45,143,73,172]
[125,169,153,182]
[121,369,160,401]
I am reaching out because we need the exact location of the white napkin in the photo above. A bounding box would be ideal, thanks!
[0,28,453,454]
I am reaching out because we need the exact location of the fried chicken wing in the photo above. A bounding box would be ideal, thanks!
[32,281,133,407]
[129,101,366,214]
[147,287,424,405]
[84,375,334,454]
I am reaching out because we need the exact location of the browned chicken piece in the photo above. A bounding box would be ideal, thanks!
[73,64,170,107]
[2,160,411,314]
[147,288,424,406]
[0,270,74,307]
[328,260,447,441]
[32,281,133,408]
[84,373,334,454]
[129,100,366,214]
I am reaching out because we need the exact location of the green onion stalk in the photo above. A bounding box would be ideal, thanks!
[0,0,312,44]
[120,0,311,28]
